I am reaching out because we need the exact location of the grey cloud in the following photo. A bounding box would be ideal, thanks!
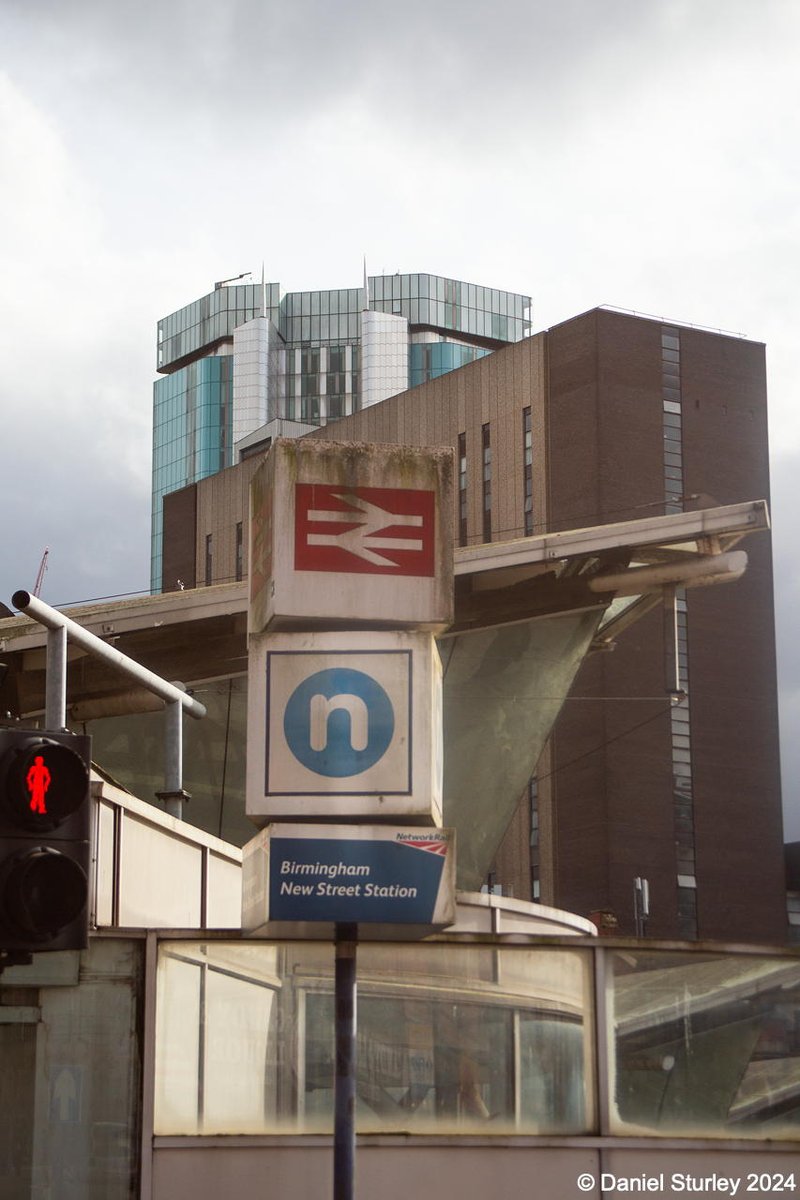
[0,413,150,611]
[0,1,751,139]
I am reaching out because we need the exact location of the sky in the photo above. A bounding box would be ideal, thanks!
[1,0,799,833]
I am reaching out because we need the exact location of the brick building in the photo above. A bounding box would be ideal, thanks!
[159,306,785,943]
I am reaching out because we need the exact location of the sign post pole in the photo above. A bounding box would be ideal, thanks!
[333,923,357,1200]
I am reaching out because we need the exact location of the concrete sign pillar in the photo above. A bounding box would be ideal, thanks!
[249,439,454,633]
[243,439,456,1200]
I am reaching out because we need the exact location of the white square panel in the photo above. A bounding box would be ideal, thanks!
[247,630,442,825]
[266,648,412,796]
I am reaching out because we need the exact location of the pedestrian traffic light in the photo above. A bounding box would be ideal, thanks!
[0,729,91,954]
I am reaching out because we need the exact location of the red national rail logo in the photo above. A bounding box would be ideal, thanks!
[294,484,436,577]
[398,839,449,857]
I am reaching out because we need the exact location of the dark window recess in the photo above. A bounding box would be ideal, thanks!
[523,407,533,536]
[482,423,492,542]
[529,775,540,901]
[205,534,213,587]
[677,886,698,939]
[458,432,468,547]
[235,522,243,582]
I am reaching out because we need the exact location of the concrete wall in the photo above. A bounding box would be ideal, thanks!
[151,1141,800,1200]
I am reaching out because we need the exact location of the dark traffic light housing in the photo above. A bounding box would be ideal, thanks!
[0,729,91,955]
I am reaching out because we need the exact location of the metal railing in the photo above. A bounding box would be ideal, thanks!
[12,590,206,819]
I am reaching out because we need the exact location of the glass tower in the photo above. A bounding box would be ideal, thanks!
[151,272,532,591]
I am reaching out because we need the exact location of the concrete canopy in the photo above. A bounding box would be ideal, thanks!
[0,500,770,885]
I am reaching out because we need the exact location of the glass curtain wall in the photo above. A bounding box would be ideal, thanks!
[369,274,531,343]
[153,940,800,1141]
[151,357,233,592]
[158,284,272,371]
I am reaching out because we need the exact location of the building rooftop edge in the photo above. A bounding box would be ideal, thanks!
[543,303,759,343]
[157,272,532,326]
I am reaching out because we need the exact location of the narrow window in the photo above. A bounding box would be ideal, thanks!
[482,423,492,542]
[529,775,540,901]
[523,406,533,536]
[458,432,467,547]
[235,522,243,582]
[205,534,213,587]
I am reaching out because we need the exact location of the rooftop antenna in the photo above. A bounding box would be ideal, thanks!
[33,548,49,598]
[261,261,267,317]
[362,256,370,311]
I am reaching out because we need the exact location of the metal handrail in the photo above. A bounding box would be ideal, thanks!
[12,590,206,819]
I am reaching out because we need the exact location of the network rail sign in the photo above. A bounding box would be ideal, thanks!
[246,630,443,825]
[242,824,455,928]
[249,439,454,634]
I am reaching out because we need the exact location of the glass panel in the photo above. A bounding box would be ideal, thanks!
[155,955,201,1130]
[520,1017,586,1128]
[155,940,595,1136]
[203,968,275,1131]
[610,950,800,1138]
[88,677,252,847]
[442,611,603,889]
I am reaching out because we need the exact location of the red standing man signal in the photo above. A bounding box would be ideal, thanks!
[26,753,51,815]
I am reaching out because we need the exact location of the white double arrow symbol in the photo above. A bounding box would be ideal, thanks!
[306,493,424,566]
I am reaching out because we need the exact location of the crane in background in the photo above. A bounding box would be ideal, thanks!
[33,548,49,598]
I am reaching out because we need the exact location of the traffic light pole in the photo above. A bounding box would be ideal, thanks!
[334,923,357,1200]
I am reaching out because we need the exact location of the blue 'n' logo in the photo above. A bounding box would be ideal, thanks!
[284,668,394,777]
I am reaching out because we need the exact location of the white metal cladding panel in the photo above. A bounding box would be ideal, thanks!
[361,309,409,408]
[232,318,270,445]
[206,853,243,927]
[91,779,242,931]
[118,815,203,928]
[93,799,116,926]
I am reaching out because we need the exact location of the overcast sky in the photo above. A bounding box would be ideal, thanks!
[1,0,799,834]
